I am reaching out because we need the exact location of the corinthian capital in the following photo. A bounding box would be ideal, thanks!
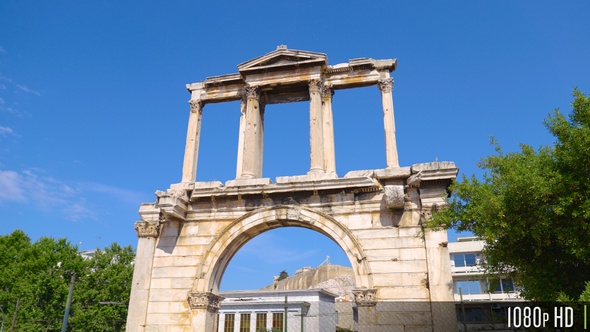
[189,99,203,113]
[378,78,394,93]
[244,85,260,99]
[352,288,378,307]
[134,221,161,238]
[188,292,225,312]
[322,84,334,99]
[309,79,322,94]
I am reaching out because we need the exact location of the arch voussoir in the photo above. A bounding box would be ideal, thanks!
[191,205,372,294]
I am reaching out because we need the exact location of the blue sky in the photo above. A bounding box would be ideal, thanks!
[1,1,589,291]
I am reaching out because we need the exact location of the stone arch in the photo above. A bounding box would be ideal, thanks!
[192,205,373,294]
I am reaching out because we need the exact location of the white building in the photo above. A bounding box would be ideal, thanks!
[449,236,524,328]
[217,289,337,332]
[449,236,522,302]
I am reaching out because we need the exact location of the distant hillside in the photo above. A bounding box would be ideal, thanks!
[261,264,355,298]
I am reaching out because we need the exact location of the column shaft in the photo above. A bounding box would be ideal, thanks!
[378,78,400,168]
[322,85,336,174]
[235,97,246,178]
[308,79,325,174]
[240,86,263,179]
[181,100,203,182]
[257,103,265,178]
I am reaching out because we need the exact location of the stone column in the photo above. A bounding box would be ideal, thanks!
[322,85,336,175]
[126,221,161,332]
[240,85,263,179]
[308,79,325,174]
[378,78,400,168]
[181,100,203,182]
[257,102,266,178]
[235,95,246,179]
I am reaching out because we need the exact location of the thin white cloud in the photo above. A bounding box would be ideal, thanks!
[0,46,5,54]
[0,73,14,84]
[0,168,144,222]
[0,126,17,137]
[0,74,40,96]
[0,170,26,202]
[61,201,97,222]
[15,84,41,96]
[0,67,38,116]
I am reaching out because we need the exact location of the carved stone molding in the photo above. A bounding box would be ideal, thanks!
[352,288,378,307]
[322,84,334,99]
[189,99,202,113]
[155,187,189,221]
[134,221,161,238]
[245,85,260,99]
[421,204,438,222]
[309,79,322,94]
[378,78,394,93]
[188,292,225,311]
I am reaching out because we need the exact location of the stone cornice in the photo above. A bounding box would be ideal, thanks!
[187,177,379,201]
[155,187,189,221]
[186,48,397,105]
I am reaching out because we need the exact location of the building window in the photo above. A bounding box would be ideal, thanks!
[256,313,267,330]
[272,312,284,331]
[493,278,515,293]
[224,313,235,332]
[455,280,482,295]
[457,307,484,323]
[240,314,250,332]
[453,253,477,267]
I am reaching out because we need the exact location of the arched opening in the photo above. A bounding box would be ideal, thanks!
[220,227,352,291]
[192,206,372,294]
[197,206,366,332]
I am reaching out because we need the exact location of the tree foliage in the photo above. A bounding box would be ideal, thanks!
[278,270,289,281]
[430,89,590,301]
[69,243,135,331]
[0,230,134,331]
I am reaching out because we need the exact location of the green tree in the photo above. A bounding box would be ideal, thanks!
[0,230,135,331]
[69,243,135,331]
[278,270,289,281]
[0,230,85,331]
[429,89,590,301]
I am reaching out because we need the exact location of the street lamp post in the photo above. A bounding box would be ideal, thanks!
[60,274,76,332]
[1,305,5,332]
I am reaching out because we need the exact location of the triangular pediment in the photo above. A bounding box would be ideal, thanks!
[238,46,327,72]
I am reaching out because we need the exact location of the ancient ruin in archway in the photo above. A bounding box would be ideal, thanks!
[127,46,458,331]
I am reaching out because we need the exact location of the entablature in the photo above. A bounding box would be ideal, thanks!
[186,46,397,105]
